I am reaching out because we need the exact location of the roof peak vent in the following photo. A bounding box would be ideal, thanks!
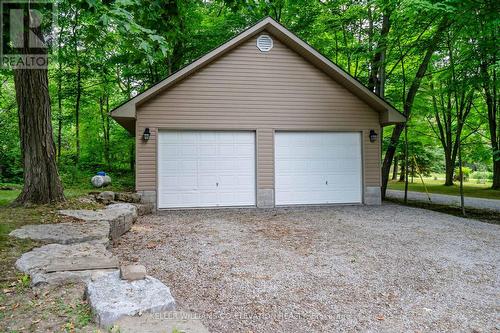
[257,35,273,52]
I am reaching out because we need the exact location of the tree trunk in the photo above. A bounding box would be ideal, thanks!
[56,23,64,161]
[411,163,414,183]
[480,48,499,189]
[99,94,110,169]
[72,11,81,164]
[105,95,110,169]
[13,15,64,204]
[392,155,399,180]
[493,159,500,189]
[368,10,391,95]
[75,56,81,164]
[384,123,404,189]
[444,156,454,186]
[381,19,449,198]
[399,155,405,182]
[57,60,63,161]
[129,142,135,172]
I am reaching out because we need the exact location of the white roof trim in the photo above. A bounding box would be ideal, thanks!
[111,17,405,127]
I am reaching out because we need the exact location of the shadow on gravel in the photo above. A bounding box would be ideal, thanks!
[385,198,500,225]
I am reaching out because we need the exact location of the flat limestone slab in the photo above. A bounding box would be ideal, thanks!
[86,271,175,328]
[16,242,118,286]
[59,203,138,241]
[9,221,109,245]
[113,311,210,333]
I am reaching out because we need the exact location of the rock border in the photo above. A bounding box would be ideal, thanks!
[9,194,179,330]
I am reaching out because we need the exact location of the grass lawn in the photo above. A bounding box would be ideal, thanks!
[387,179,500,200]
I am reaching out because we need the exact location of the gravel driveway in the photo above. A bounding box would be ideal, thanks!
[113,203,499,332]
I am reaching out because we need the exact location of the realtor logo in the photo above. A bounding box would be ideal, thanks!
[1,0,57,69]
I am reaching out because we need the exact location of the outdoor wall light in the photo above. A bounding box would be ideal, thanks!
[369,129,378,143]
[143,128,151,141]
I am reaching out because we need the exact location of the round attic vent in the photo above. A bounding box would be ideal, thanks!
[257,35,273,52]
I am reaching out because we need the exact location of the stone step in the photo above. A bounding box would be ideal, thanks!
[15,242,119,286]
[85,271,176,328]
[59,203,138,241]
[9,221,110,245]
[45,257,119,273]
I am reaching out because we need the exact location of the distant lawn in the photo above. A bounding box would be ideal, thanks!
[388,179,500,200]
[0,189,19,206]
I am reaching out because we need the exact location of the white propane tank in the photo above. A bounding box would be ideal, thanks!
[91,175,105,188]
[103,175,112,187]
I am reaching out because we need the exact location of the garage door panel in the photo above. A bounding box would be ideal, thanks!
[198,159,217,171]
[216,159,236,172]
[159,192,217,208]
[237,175,255,187]
[236,158,255,170]
[218,190,255,205]
[158,131,255,208]
[235,144,255,156]
[159,145,179,158]
[198,175,218,188]
[217,144,236,156]
[199,131,217,142]
[218,175,254,188]
[275,132,362,205]
[199,145,217,156]
[178,145,197,156]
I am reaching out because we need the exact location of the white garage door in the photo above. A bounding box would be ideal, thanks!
[158,131,255,208]
[275,132,362,205]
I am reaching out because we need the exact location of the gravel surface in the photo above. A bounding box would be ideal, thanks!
[113,203,500,332]
[386,190,500,212]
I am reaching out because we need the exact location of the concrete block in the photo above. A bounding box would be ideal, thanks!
[257,189,275,208]
[138,191,156,210]
[120,265,147,281]
[364,186,382,205]
[115,192,142,203]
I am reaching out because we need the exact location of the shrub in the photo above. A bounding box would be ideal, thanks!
[454,167,471,182]
[471,171,493,181]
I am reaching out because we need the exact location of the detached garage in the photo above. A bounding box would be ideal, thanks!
[111,17,405,209]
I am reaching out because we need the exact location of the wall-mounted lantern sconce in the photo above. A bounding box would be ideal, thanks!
[369,129,378,143]
[143,128,151,141]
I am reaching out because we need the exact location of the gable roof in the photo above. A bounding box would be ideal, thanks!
[111,17,406,133]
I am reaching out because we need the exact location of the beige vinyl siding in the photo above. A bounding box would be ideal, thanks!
[257,129,274,190]
[135,128,156,191]
[136,32,381,192]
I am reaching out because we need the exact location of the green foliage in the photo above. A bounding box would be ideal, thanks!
[0,0,497,190]
[472,171,493,181]
[454,167,472,182]
[59,167,134,192]
[15,274,31,292]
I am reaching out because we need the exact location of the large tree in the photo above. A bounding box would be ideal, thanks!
[476,2,499,189]
[381,18,450,198]
[12,7,64,204]
[426,34,477,186]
